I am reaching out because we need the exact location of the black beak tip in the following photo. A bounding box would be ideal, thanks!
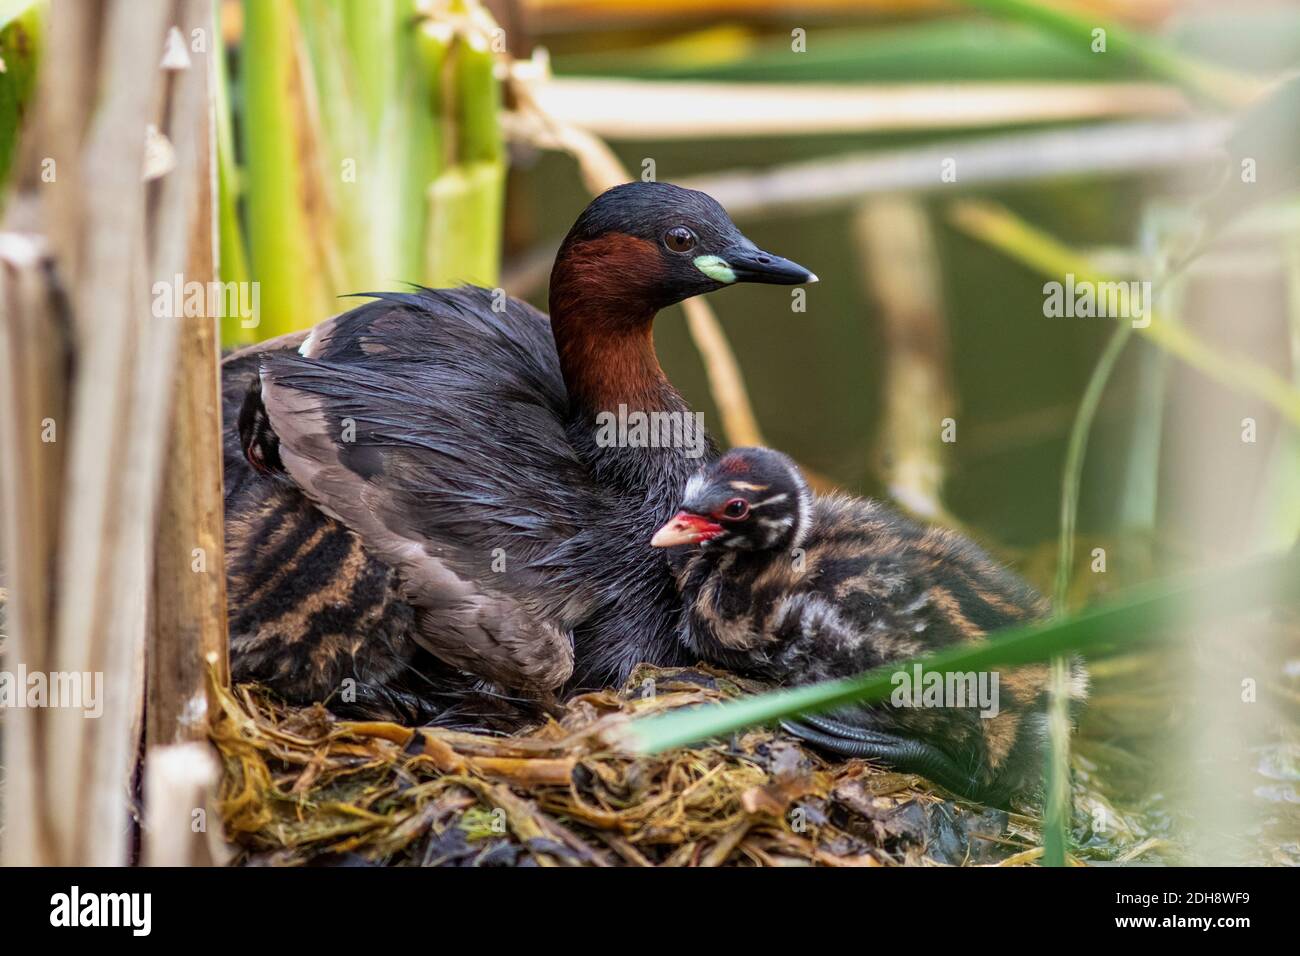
[731,250,818,286]
[783,263,818,285]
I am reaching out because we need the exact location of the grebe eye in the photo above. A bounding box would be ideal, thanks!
[721,498,749,520]
[664,226,697,253]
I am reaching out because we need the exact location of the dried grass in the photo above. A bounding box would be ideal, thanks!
[213,665,1034,867]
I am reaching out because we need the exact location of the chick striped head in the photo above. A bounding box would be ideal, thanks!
[651,447,812,552]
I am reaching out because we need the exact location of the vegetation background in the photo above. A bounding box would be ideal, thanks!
[1,0,1297,866]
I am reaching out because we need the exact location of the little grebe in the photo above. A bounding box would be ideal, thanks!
[222,183,816,723]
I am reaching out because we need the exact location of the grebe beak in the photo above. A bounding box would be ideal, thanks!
[650,512,725,547]
[726,247,818,285]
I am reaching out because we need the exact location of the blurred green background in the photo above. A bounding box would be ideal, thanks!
[212,0,1300,863]
[1,0,1296,868]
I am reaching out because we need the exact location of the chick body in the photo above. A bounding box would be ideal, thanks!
[661,448,1087,804]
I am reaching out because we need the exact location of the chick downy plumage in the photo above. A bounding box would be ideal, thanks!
[654,447,1087,804]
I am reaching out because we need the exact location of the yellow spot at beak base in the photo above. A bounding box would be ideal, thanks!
[693,255,736,284]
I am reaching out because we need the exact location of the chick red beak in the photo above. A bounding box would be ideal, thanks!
[650,512,724,547]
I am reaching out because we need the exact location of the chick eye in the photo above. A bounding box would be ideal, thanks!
[664,226,697,253]
[721,498,749,520]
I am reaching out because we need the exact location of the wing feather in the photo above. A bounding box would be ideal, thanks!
[257,288,593,691]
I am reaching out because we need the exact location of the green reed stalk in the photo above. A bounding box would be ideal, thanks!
[241,0,326,337]
[427,27,505,287]
[1043,322,1134,865]
[0,0,42,200]
[230,0,505,340]
[1254,233,1300,550]
[214,2,251,346]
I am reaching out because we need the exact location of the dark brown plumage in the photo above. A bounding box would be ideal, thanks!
[653,447,1088,805]
[221,183,816,725]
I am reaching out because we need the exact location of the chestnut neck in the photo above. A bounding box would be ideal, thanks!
[548,236,687,418]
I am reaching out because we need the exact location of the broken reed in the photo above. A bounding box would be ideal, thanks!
[0,0,225,866]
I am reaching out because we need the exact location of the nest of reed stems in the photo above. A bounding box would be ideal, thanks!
[213,664,1044,867]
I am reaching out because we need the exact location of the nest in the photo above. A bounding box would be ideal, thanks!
[213,665,1044,866]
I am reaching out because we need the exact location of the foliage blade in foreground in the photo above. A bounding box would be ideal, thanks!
[622,550,1300,755]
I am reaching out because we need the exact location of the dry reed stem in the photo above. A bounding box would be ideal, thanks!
[0,0,220,865]
[143,742,226,866]
[42,0,176,867]
[149,0,229,752]
[0,235,70,865]
[530,78,1188,140]
[682,119,1226,220]
[853,197,957,523]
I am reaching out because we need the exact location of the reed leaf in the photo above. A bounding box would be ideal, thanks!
[956,0,1260,107]
[623,550,1300,755]
[1042,321,1133,865]
[556,20,1133,84]
[949,200,1300,429]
